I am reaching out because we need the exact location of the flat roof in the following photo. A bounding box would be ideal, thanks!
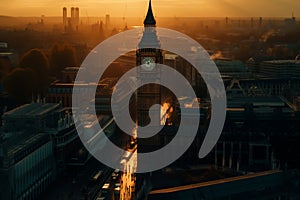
[263,60,300,64]
[0,132,49,158]
[4,103,61,117]
[227,96,287,107]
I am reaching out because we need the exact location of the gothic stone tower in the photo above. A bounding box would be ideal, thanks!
[136,0,163,128]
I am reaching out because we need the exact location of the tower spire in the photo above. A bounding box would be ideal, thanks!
[144,0,156,27]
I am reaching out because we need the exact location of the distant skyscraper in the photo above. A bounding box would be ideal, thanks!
[259,17,263,27]
[105,14,110,27]
[62,7,80,32]
[292,11,296,21]
[284,12,296,27]
[75,7,80,25]
[74,7,79,30]
[99,20,104,38]
[71,7,75,19]
[63,7,67,26]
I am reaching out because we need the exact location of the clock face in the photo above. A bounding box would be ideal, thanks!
[142,57,155,71]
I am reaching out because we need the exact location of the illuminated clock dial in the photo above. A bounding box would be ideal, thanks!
[142,57,155,71]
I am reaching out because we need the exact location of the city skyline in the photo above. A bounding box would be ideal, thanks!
[0,0,299,18]
[1,0,300,199]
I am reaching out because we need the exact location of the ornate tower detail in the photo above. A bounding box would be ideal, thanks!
[136,0,163,127]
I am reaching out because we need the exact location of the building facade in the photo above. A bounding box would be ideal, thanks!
[0,133,55,200]
[0,102,81,200]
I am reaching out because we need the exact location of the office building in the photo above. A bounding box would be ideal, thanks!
[0,102,81,199]
[260,60,300,79]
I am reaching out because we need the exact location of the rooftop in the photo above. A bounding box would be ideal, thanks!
[4,103,61,117]
[263,60,300,64]
[0,132,49,168]
[0,132,48,156]
[227,96,287,107]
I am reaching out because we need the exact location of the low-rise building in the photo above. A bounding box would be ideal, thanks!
[0,102,81,200]
[260,60,300,79]
[0,133,55,200]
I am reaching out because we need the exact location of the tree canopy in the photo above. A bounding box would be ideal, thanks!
[50,43,77,75]
[19,48,49,73]
[3,48,50,102]
[3,68,38,102]
[19,48,50,94]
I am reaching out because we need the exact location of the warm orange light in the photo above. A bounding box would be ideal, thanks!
[161,102,173,125]
[0,0,298,17]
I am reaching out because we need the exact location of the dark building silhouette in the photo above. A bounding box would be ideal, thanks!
[0,103,80,200]
[284,12,296,27]
[63,7,67,27]
[105,14,110,28]
[71,7,75,20]
[62,7,80,32]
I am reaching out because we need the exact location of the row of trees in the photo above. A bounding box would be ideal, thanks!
[2,44,77,103]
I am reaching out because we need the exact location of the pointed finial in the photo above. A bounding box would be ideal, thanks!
[144,0,156,27]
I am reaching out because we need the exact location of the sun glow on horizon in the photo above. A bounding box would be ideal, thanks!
[0,0,299,18]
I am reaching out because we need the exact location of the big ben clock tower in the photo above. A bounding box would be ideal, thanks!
[136,0,163,127]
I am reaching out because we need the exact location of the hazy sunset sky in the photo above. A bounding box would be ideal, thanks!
[0,0,299,18]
